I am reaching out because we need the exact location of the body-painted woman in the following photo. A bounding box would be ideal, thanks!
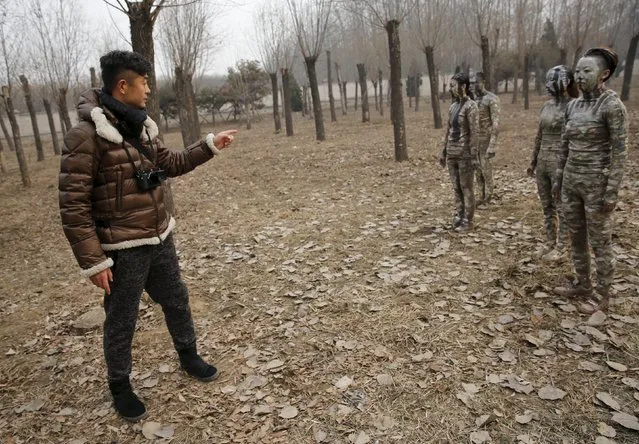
[439,73,479,232]
[554,48,628,312]
[528,65,578,262]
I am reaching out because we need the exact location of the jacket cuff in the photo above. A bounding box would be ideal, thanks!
[80,257,114,278]
[205,133,221,155]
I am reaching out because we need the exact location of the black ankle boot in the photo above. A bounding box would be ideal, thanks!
[178,346,219,382]
[108,378,147,422]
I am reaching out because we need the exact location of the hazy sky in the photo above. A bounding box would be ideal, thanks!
[83,0,258,77]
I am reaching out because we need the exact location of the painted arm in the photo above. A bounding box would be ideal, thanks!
[603,98,629,207]
[487,96,500,156]
[467,101,479,160]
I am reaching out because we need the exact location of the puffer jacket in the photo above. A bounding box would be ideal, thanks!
[59,89,218,277]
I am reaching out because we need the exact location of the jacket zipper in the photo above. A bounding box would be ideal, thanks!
[149,190,163,245]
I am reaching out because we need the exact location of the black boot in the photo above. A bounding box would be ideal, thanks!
[178,345,219,382]
[108,378,147,422]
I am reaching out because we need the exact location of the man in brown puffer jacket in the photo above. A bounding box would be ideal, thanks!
[59,50,237,422]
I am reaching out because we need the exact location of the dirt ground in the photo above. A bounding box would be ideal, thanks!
[0,81,638,444]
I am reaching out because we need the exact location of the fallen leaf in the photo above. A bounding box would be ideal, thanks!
[349,431,370,444]
[15,399,45,414]
[456,392,473,408]
[579,361,606,372]
[220,385,236,395]
[142,378,158,388]
[596,392,621,411]
[502,375,534,394]
[254,404,271,415]
[266,359,285,371]
[595,437,616,444]
[470,430,491,443]
[158,364,171,373]
[411,351,433,362]
[463,383,480,395]
[621,377,639,390]
[376,374,394,386]
[597,422,616,438]
[517,434,533,444]
[611,412,639,431]
[154,425,175,439]
[515,412,533,424]
[475,414,497,427]
[372,414,396,431]
[538,386,567,400]
[587,311,607,326]
[335,376,353,390]
[279,405,298,419]
[315,430,328,443]
[606,361,628,372]
[142,422,162,440]
[499,350,516,363]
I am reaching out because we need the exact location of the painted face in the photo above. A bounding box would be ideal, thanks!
[449,79,463,99]
[472,77,485,96]
[574,57,608,93]
[545,66,569,97]
[118,73,150,109]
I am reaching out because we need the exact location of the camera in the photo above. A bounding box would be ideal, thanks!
[134,168,167,191]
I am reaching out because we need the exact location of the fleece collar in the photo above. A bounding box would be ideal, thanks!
[89,106,159,144]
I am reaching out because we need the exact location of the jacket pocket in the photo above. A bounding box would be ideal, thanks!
[115,171,123,211]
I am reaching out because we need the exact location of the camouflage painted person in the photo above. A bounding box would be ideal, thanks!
[439,73,479,232]
[527,65,579,262]
[553,48,628,312]
[473,72,500,205]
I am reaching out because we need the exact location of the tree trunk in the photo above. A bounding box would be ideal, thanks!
[269,73,282,133]
[512,69,519,104]
[42,99,60,155]
[244,98,251,130]
[559,47,567,65]
[386,20,408,162]
[372,80,379,110]
[378,69,384,116]
[425,46,442,129]
[505,79,509,93]
[335,63,346,115]
[58,111,67,137]
[354,81,359,110]
[415,74,420,112]
[304,57,325,141]
[302,85,308,116]
[342,81,348,110]
[174,66,197,145]
[128,3,161,136]
[523,53,530,110]
[480,35,491,88]
[19,75,44,162]
[326,51,337,122]
[90,67,99,88]
[571,46,582,71]
[281,68,294,136]
[58,88,72,133]
[0,106,15,152]
[534,67,542,95]
[2,88,30,186]
[356,63,370,123]
[186,73,199,141]
[621,33,639,101]
[0,149,5,173]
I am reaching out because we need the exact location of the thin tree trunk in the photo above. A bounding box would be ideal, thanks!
[174,67,193,145]
[621,33,639,101]
[386,20,408,162]
[19,75,44,161]
[372,80,379,110]
[425,46,442,129]
[269,72,282,133]
[505,79,509,93]
[415,74,420,112]
[0,105,15,152]
[559,48,567,66]
[356,63,370,123]
[335,62,346,115]
[281,68,294,136]
[354,81,359,110]
[42,99,60,155]
[2,88,30,186]
[480,35,491,88]
[378,69,384,116]
[342,81,348,110]
[58,88,72,133]
[90,67,99,88]
[304,57,325,141]
[0,149,5,174]
[302,85,308,116]
[185,72,200,142]
[58,111,67,137]
[512,68,519,104]
[326,51,337,122]
[523,53,530,110]
[244,98,251,130]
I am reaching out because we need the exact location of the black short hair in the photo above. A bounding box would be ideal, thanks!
[452,72,475,100]
[475,72,486,81]
[100,50,152,92]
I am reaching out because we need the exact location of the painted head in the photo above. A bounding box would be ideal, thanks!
[574,47,618,93]
[450,72,473,100]
[545,65,579,98]
[100,50,152,109]
[472,72,487,96]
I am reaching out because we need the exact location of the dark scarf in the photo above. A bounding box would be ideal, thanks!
[98,88,148,139]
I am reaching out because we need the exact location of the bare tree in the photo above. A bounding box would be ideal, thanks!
[413,0,450,129]
[280,31,298,136]
[563,0,600,69]
[621,0,639,101]
[160,1,216,145]
[1,86,29,186]
[29,0,88,134]
[351,0,417,161]
[19,75,44,161]
[462,0,497,88]
[286,0,334,141]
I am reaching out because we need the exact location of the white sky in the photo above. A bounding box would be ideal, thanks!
[83,0,258,77]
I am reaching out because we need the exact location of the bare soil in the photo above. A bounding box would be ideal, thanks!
[1,83,638,444]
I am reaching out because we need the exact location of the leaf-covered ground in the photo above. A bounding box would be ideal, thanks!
[1,85,638,443]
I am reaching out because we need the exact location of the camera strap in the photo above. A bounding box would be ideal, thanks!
[124,131,157,166]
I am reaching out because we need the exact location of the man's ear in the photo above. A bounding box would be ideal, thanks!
[601,69,611,82]
[116,78,128,95]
